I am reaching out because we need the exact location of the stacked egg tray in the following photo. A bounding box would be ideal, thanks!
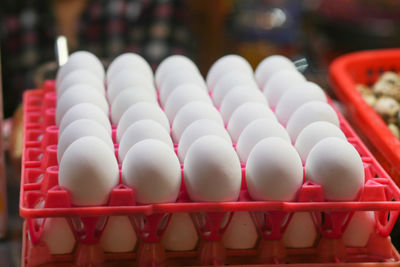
[21,80,400,267]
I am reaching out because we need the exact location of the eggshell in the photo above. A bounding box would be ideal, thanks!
[219,86,268,124]
[107,53,153,82]
[162,213,199,251]
[283,212,317,248]
[111,88,157,124]
[305,137,365,201]
[178,119,232,163]
[172,101,224,142]
[55,84,109,125]
[212,71,257,106]
[100,216,137,252]
[286,101,340,142]
[116,102,170,142]
[236,118,290,164]
[122,139,181,204]
[41,218,76,254]
[59,136,119,206]
[184,135,241,202]
[164,84,212,122]
[275,82,327,126]
[342,211,375,247]
[246,137,303,201]
[222,212,258,249]
[227,103,276,143]
[206,55,253,91]
[295,121,346,163]
[118,120,173,162]
[59,103,111,136]
[57,119,114,163]
[57,69,105,98]
[255,55,296,89]
[262,69,306,108]
[155,55,199,88]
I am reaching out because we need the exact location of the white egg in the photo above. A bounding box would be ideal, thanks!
[55,84,109,125]
[342,211,375,247]
[246,137,303,201]
[282,212,317,248]
[275,82,327,126]
[262,69,306,108]
[155,55,199,89]
[172,101,224,142]
[162,213,199,251]
[116,102,170,143]
[100,216,137,252]
[122,139,181,204]
[254,55,296,89]
[227,103,276,143]
[295,122,346,163]
[206,55,253,91]
[184,135,241,202]
[41,218,75,254]
[212,71,257,107]
[107,69,155,103]
[111,88,157,124]
[236,118,290,164]
[178,119,231,163]
[59,136,119,206]
[107,53,153,83]
[56,51,105,85]
[164,84,212,122]
[57,119,114,163]
[286,101,340,142]
[219,86,268,124]
[57,69,105,98]
[305,137,365,201]
[222,212,258,249]
[118,120,173,162]
[59,103,111,136]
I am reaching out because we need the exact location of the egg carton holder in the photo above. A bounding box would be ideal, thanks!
[20,81,400,266]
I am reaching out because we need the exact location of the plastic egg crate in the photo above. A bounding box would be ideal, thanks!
[21,80,400,266]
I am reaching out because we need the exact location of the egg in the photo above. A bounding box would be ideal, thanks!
[178,119,231,163]
[342,211,375,247]
[172,101,224,142]
[305,137,365,201]
[282,212,317,248]
[56,51,105,85]
[100,216,138,252]
[59,103,111,136]
[107,69,155,103]
[275,82,327,126]
[286,101,340,142]
[206,55,253,91]
[57,69,105,98]
[212,71,257,106]
[111,88,157,124]
[57,119,114,163]
[40,218,76,254]
[122,139,181,204]
[55,84,109,125]
[118,119,173,162]
[106,53,153,83]
[227,103,276,143]
[295,121,346,163]
[222,212,258,249]
[163,84,212,122]
[246,137,303,201]
[254,55,296,89]
[59,136,119,206]
[236,118,290,164]
[219,86,268,124]
[162,213,199,251]
[262,69,306,108]
[184,135,241,202]
[116,102,170,142]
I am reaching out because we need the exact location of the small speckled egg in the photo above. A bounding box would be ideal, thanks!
[107,53,153,83]
[100,216,138,253]
[57,69,105,98]
[222,212,259,249]
[162,213,199,251]
[255,55,296,89]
